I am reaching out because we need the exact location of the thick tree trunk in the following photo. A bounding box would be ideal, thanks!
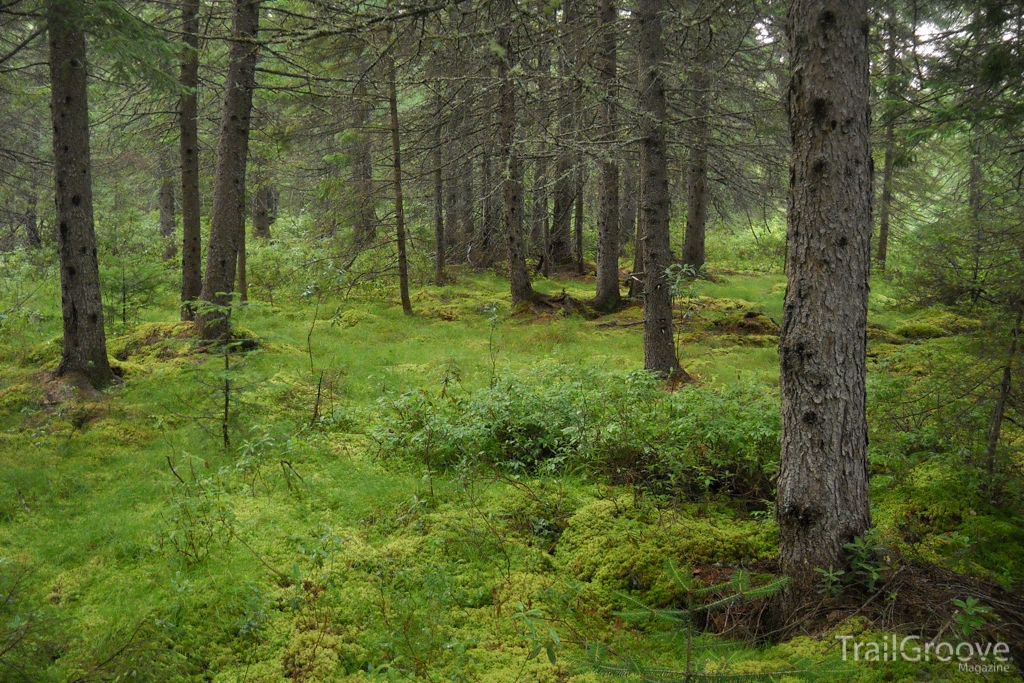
[179,0,202,320]
[593,0,620,310]
[159,175,178,261]
[637,0,686,380]
[48,2,113,388]
[497,24,535,305]
[777,0,873,591]
[252,185,274,239]
[682,71,709,273]
[196,0,260,340]
[351,77,376,246]
[387,42,412,315]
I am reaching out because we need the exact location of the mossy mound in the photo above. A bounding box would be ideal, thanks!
[712,311,780,336]
[108,322,195,362]
[867,324,903,344]
[681,295,757,312]
[556,497,777,605]
[893,321,947,340]
[334,308,378,327]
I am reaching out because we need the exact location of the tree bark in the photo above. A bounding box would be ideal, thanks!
[497,23,536,305]
[777,0,873,590]
[23,194,41,248]
[386,39,412,315]
[682,70,709,273]
[637,0,686,380]
[875,23,896,273]
[574,167,585,274]
[48,1,113,388]
[159,175,177,261]
[593,0,620,310]
[179,0,202,320]
[550,0,579,267]
[433,97,446,285]
[196,0,260,340]
[619,160,636,257]
[252,185,274,239]
[351,77,377,246]
[985,288,1022,499]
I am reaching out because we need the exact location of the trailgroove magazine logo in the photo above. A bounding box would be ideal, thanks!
[836,635,1013,672]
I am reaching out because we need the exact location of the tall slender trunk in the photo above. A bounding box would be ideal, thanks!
[875,23,897,273]
[386,41,412,315]
[23,194,41,248]
[777,0,873,591]
[352,76,376,246]
[497,23,535,305]
[160,175,177,260]
[196,0,260,340]
[619,160,636,256]
[48,0,113,388]
[179,0,202,320]
[985,296,1022,499]
[433,93,446,285]
[574,168,585,274]
[637,0,686,380]
[682,70,709,272]
[594,0,620,310]
[968,134,984,304]
[550,0,579,266]
[628,159,644,298]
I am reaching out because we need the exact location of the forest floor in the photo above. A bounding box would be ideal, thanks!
[0,267,1021,682]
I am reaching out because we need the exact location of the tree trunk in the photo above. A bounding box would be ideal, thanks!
[497,23,535,305]
[252,185,274,239]
[574,168,585,274]
[628,161,644,298]
[682,70,709,273]
[777,0,873,591]
[637,0,686,380]
[237,211,247,303]
[179,0,202,320]
[48,1,113,388]
[875,24,896,273]
[352,77,376,246]
[985,291,1022,500]
[433,94,446,285]
[23,195,41,248]
[550,0,579,267]
[387,40,412,315]
[160,175,177,261]
[619,158,636,255]
[968,135,984,304]
[196,0,260,340]
[593,0,620,310]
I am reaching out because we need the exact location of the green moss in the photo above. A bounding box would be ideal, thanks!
[556,497,777,604]
[893,321,948,340]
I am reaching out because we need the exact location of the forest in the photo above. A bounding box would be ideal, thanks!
[1,0,1024,680]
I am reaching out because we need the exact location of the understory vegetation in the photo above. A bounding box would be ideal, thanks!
[1,222,1022,682]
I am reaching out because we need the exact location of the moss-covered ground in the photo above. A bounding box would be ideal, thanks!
[0,265,1020,682]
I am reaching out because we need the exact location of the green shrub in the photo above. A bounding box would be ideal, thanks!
[369,365,781,502]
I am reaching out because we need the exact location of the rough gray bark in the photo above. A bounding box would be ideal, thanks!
[593,0,620,310]
[986,296,1022,496]
[682,70,709,272]
[386,40,412,315]
[574,168,585,274]
[48,1,113,388]
[159,175,177,261]
[196,0,260,340]
[619,160,636,256]
[637,0,685,379]
[777,0,873,590]
[497,23,536,305]
[179,0,202,320]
